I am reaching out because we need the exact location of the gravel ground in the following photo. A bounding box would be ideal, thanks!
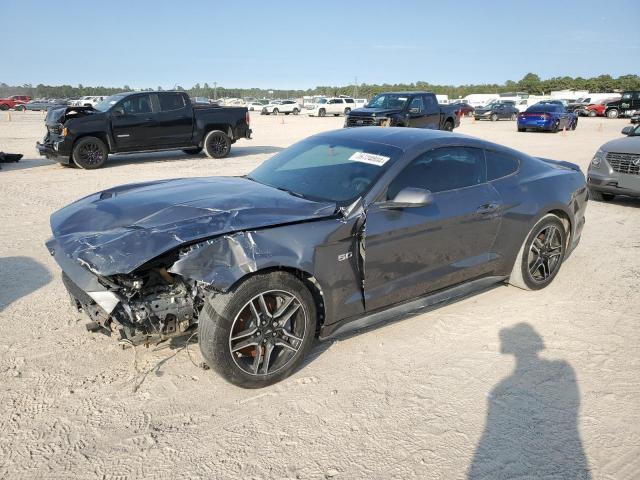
[0,111,639,480]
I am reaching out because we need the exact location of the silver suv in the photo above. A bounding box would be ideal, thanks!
[588,124,640,201]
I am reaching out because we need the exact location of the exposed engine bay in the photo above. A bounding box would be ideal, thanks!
[64,262,206,346]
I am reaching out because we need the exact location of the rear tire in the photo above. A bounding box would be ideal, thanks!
[509,214,567,291]
[182,147,203,155]
[606,109,619,119]
[292,108,299,115]
[570,118,578,130]
[490,113,498,122]
[443,120,454,132]
[588,110,597,117]
[551,121,560,133]
[589,189,615,201]
[518,127,526,132]
[319,108,326,117]
[15,105,26,111]
[0,104,9,111]
[199,271,317,388]
[272,108,279,115]
[72,136,108,169]
[203,130,231,159]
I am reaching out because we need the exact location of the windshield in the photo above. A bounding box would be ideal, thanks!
[94,94,127,112]
[247,137,402,204]
[366,94,409,109]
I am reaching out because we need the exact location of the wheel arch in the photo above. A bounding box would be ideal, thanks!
[224,266,327,331]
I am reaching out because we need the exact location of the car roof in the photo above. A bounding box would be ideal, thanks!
[376,91,434,96]
[313,127,480,151]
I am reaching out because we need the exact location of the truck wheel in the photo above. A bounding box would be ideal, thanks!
[490,113,498,122]
[72,136,108,169]
[198,271,317,388]
[204,130,231,159]
[272,108,279,115]
[443,120,454,131]
[182,147,203,155]
[588,110,597,117]
[606,109,619,119]
[318,108,326,117]
[292,108,299,115]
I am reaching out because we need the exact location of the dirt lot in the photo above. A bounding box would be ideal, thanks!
[1,111,639,479]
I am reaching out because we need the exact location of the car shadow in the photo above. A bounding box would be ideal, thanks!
[594,196,640,209]
[467,323,591,479]
[0,256,52,312]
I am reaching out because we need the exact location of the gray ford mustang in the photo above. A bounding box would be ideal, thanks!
[46,128,588,388]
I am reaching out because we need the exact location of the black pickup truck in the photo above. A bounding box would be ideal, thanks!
[344,91,460,131]
[37,91,251,169]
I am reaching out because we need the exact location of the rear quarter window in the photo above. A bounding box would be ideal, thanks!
[159,93,186,111]
[485,150,519,180]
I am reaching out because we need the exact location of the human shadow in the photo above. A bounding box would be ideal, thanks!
[468,323,591,479]
[0,256,52,312]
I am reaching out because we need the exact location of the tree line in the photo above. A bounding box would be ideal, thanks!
[2,73,639,100]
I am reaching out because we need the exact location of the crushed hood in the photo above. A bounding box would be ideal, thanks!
[45,105,98,125]
[47,176,336,276]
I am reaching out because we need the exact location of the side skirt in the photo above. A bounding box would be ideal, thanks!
[318,275,507,340]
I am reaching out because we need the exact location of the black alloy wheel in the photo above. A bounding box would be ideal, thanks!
[72,136,108,169]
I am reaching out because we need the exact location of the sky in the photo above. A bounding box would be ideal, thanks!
[2,0,639,90]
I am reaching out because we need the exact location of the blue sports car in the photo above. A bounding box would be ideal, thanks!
[517,102,578,133]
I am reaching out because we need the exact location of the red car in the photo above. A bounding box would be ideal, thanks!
[583,98,619,117]
[452,102,475,116]
[0,95,30,110]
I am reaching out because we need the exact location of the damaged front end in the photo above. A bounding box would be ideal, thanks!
[51,239,207,345]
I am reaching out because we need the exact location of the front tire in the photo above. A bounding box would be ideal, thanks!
[570,118,578,130]
[318,108,326,117]
[72,136,108,169]
[443,120,454,131]
[292,108,299,115]
[607,109,619,119]
[509,214,567,291]
[199,271,317,388]
[588,110,597,117]
[272,108,279,115]
[490,113,498,122]
[203,130,231,159]
[14,105,26,111]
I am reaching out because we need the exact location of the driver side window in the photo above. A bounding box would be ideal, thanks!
[387,147,486,199]
[121,95,152,114]
[409,96,424,112]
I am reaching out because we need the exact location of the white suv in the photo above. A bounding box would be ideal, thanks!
[306,97,356,117]
[72,96,107,107]
[261,100,301,115]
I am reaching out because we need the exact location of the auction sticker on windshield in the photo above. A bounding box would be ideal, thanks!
[349,152,390,166]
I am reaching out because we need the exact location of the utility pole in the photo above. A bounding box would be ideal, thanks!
[213,82,218,100]
[354,76,358,99]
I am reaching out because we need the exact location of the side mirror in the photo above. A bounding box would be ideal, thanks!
[621,126,634,136]
[409,107,421,114]
[379,187,433,209]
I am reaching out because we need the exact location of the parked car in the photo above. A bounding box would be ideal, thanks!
[582,98,619,117]
[246,102,265,111]
[517,102,578,132]
[46,127,587,387]
[36,91,252,169]
[630,112,640,124]
[345,92,460,131]
[18,99,69,111]
[0,95,30,110]
[70,96,105,107]
[604,91,640,118]
[261,100,301,115]
[306,97,356,117]
[587,124,640,201]
[474,100,519,121]
[453,102,475,116]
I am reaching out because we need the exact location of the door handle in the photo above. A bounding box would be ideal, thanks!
[476,203,499,214]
